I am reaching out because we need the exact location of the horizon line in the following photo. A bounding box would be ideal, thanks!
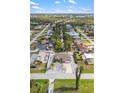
[30,13,94,14]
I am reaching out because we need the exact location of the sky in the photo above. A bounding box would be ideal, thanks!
[30,0,94,13]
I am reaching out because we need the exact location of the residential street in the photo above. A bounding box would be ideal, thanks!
[76,27,94,45]
[30,19,63,45]
[30,24,50,45]
[30,73,94,79]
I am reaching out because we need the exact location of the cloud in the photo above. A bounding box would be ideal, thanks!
[63,0,66,3]
[77,8,93,13]
[32,6,45,11]
[31,1,45,11]
[30,1,39,6]
[81,8,91,12]
[55,1,61,4]
[68,0,77,4]
[67,9,73,12]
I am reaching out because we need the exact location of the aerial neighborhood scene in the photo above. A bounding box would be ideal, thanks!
[30,0,94,93]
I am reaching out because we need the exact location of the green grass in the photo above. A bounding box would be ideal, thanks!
[73,52,94,73]
[30,63,46,73]
[30,79,48,93]
[30,68,46,73]
[35,79,48,84]
[54,79,94,93]
[78,62,94,73]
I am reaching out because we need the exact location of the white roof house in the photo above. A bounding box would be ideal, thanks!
[84,53,94,59]
[30,54,38,64]
[83,53,94,64]
[67,31,79,37]
[37,51,50,63]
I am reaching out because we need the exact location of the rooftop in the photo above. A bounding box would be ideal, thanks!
[84,53,94,59]
[54,53,71,63]
[37,51,50,63]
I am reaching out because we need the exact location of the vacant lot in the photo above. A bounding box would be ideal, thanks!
[54,79,94,93]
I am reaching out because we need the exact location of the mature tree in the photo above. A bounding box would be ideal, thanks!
[54,40,63,52]
[30,44,36,50]
[63,33,73,51]
[64,41,72,51]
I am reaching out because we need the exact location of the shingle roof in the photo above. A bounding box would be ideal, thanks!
[54,53,71,63]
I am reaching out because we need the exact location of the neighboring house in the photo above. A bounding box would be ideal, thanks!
[66,24,73,30]
[30,54,38,64]
[47,30,53,36]
[67,31,79,37]
[83,53,94,64]
[36,43,48,50]
[48,43,53,49]
[37,51,50,63]
[66,24,79,38]
[74,40,87,52]
[34,25,42,30]
[73,35,80,39]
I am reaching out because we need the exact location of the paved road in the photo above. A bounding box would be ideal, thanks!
[30,73,94,79]
[30,24,50,45]
[76,27,94,45]
[30,20,63,45]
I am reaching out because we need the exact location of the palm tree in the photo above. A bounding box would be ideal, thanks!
[75,66,83,90]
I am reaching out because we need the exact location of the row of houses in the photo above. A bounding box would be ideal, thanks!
[66,24,94,65]
[30,25,54,65]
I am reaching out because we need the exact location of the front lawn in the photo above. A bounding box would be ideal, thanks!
[73,52,94,73]
[30,79,48,93]
[54,79,94,93]
[79,62,94,73]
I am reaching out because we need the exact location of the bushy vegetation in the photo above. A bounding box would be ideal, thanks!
[51,23,73,52]
[30,80,48,93]
[73,52,83,63]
